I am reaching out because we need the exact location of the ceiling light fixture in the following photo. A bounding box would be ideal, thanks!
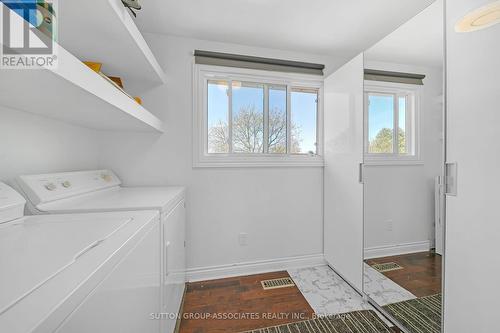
[455,1,500,32]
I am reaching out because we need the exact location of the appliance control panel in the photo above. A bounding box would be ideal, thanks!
[16,170,122,206]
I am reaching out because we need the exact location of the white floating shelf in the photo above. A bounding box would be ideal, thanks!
[0,2,164,133]
[0,44,164,133]
[58,0,166,94]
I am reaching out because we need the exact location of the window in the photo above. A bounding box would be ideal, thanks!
[291,88,318,154]
[231,81,265,153]
[195,65,323,167]
[365,83,420,163]
[207,80,229,153]
[268,85,287,153]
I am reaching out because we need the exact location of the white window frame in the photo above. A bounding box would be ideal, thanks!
[193,64,324,168]
[364,81,421,165]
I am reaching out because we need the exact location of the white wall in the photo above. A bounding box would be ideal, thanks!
[444,0,500,331]
[0,106,100,184]
[363,60,444,256]
[98,34,347,273]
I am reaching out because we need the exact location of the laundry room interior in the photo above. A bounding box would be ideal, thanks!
[0,0,498,333]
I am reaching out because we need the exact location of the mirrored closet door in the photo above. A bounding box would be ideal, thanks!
[362,1,445,332]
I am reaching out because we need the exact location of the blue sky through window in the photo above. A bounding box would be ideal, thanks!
[269,86,286,114]
[268,86,287,153]
[368,94,394,141]
[232,82,263,117]
[207,81,228,128]
[232,82,264,153]
[291,91,317,153]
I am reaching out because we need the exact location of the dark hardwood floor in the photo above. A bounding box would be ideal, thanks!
[365,251,442,297]
[178,271,314,333]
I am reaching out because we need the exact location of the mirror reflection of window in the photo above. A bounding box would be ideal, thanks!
[362,1,444,333]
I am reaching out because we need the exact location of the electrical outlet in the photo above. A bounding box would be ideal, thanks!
[386,220,393,232]
[238,233,248,246]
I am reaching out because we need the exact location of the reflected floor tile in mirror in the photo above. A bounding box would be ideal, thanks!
[364,263,416,306]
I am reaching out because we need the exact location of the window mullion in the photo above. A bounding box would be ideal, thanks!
[286,85,292,154]
[393,93,399,155]
[228,80,233,153]
[263,85,269,154]
[406,95,411,154]
[365,93,370,154]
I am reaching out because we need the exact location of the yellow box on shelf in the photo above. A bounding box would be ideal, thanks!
[108,76,124,88]
[83,61,102,73]
[82,61,143,107]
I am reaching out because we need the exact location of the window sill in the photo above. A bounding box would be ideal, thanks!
[364,158,423,166]
[193,155,325,168]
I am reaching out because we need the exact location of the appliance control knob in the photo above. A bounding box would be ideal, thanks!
[61,181,71,188]
[45,183,57,191]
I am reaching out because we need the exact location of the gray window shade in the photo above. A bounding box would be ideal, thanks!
[194,50,324,76]
[364,69,425,85]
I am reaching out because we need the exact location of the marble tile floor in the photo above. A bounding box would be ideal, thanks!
[288,264,415,329]
[288,265,373,316]
[363,263,416,306]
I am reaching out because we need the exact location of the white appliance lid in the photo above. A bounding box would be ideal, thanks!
[37,186,185,214]
[0,214,132,315]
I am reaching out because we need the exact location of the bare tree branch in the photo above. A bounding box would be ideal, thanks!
[208,104,302,154]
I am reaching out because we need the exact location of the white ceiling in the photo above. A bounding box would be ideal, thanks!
[365,0,444,68]
[135,0,436,59]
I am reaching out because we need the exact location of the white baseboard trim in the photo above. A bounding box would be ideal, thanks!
[364,240,431,259]
[186,254,326,282]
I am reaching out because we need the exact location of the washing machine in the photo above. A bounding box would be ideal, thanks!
[0,182,161,333]
[16,170,186,333]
